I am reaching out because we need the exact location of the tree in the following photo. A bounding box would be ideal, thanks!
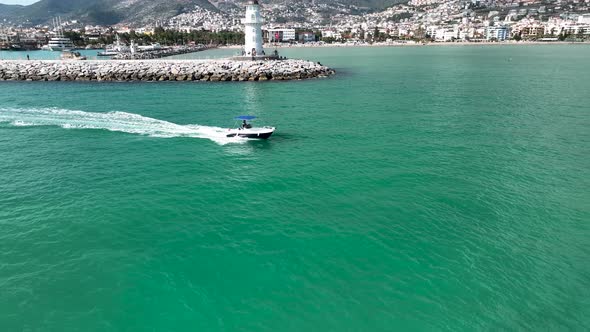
[321,37,337,44]
[63,31,85,47]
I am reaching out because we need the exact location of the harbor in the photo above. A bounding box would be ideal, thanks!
[0,1,334,82]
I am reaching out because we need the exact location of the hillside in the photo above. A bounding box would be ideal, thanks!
[233,0,406,11]
[0,4,24,17]
[0,0,408,26]
[0,0,218,26]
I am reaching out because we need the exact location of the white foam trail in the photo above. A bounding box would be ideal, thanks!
[0,108,247,145]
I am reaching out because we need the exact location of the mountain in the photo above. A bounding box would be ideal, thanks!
[233,0,406,11]
[0,0,406,26]
[0,4,23,17]
[0,0,217,26]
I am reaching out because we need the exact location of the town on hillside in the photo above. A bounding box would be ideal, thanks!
[1,0,589,50]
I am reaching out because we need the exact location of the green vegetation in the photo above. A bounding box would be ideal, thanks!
[386,12,412,22]
[372,27,388,42]
[558,33,569,41]
[149,27,244,45]
[64,31,86,47]
[76,28,244,47]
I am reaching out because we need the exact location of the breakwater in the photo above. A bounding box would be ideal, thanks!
[111,46,213,60]
[0,59,334,82]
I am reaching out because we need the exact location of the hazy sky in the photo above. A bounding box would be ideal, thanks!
[0,0,39,5]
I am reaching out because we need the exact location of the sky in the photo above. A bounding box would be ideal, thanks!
[0,0,39,5]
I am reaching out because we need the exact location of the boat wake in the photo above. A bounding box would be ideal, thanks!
[0,107,248,145]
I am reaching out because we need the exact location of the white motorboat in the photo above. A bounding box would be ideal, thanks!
[226,116,275,139]
[97,35,129,56]
[96,50,119,56]
[137,43,162,51]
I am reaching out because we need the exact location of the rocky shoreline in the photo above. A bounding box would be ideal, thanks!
[0,59,335,82]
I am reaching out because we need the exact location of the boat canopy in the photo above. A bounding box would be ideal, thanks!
[235,115,256,120]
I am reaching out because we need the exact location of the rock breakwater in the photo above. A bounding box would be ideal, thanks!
[111,46,212,60]
[0,59,335,82]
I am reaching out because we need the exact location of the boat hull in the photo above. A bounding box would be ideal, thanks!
[226,127,275,139]
[97,51,118,56]
[48,46,72,52]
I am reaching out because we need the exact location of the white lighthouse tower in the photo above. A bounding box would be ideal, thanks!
[242,0,264,57]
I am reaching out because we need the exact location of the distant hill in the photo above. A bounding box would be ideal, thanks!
[232,0,406,11]
[0,0,407,26]
[0,0,218,26]
[0,4,23,17]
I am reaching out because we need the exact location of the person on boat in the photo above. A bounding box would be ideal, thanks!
[242,120,252,129]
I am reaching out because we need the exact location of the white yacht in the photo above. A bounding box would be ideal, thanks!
[47,37,74,51]
[45,17,74,51]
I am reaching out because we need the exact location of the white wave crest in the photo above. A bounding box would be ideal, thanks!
[0,107,247,145]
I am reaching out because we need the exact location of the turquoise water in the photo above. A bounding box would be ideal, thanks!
[0,49,102,60]
[1,46,589,331]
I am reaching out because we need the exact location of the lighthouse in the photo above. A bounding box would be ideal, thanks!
[242,0,264,57]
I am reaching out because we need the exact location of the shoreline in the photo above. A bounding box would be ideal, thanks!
[219,41,590,49]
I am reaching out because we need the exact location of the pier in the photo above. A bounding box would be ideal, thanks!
[0,59,335,82]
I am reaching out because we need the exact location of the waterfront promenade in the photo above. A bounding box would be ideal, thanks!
[0,59,334,82]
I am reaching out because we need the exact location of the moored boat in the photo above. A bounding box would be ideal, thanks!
[45,17,75,51]
[60,51,87,60]
[98,35,129,56]
[48,37,75,51]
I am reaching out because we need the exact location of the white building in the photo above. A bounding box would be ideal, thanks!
[321,29,341,39]
[432,28,458,41]
[579,14,590,24]
[266,28,296,42]
[241,0,264,56]
[486,26,510,41]
[410,0,444,5]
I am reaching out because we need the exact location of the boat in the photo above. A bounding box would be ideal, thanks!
[97,50,119,56]
[96,50,119,56]
[60,51,86,60]
[46,18,74,51]
[47,37,74,51]
[226,116,275,139]
[137,43,162,51]
[97,35,129,56]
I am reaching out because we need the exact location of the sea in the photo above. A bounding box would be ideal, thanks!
[1,45,589,331]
